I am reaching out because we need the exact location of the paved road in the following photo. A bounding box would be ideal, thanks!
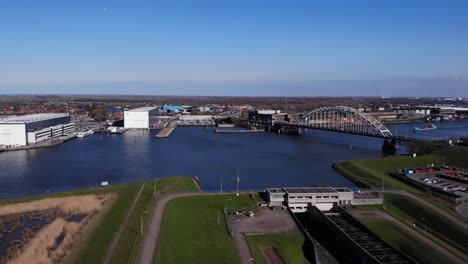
[137,191,214,264]
[350,209,465,264]
[387,189,468,229]
[103,183,145,264]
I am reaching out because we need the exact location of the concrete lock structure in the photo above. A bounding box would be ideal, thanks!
[124,107,158,129]
[0,113,75,147]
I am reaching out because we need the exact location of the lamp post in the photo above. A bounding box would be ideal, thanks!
[140,210,147,235]
[421,217,428,235]
[236,168,240,197]
[154,178,158,197]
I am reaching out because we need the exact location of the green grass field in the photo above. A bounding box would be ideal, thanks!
[334,155,465,219]
[155,194,254,264]
[383,193,468,258]
[246,233,309,264]
[334,154,442,191]
[0,176,199,264]
[364,220,450,264]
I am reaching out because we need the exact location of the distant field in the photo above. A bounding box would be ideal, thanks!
[156,194,254,264]
[0,176,199,264]
[364,220,451,264]
[246,233,309,264]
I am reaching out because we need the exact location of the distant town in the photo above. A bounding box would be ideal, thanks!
[1,95,467,150]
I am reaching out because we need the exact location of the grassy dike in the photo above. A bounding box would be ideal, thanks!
[246,233,309,264]
[333,154,464,216]
[155,194,254,264]
[0,176,199,264]
[335,155,468,261]
[363,220,450,264]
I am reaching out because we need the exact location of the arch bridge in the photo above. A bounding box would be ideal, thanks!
[294,106,393,138]
[294,106,393,137]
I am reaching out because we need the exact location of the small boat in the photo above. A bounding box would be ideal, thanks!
[414,124,437,131]
[77,130,94,138]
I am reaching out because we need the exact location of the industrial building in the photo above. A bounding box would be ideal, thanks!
[266,187,354,212]
[266,187,382,212]
[124,107,158,129]
[248,110,289,123]
[0,113,75,147]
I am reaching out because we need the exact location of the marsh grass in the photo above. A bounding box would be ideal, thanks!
[1,194,115,264]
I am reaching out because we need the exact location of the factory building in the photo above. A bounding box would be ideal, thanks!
[124,107,158,129]
[248,110,289,123]
[0,113,75,147]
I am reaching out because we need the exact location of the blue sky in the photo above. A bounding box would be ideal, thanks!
[1,0,467,96]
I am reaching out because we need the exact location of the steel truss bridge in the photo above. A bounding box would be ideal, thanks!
[241,106,434,144]
[295,106,393,138]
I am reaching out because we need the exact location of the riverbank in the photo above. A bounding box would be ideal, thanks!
[0,135,76,152]
[0,176,199,264]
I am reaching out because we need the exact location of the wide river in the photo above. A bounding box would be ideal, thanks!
[0,121,467,199]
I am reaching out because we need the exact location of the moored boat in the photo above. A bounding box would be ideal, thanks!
[413,124,437,131]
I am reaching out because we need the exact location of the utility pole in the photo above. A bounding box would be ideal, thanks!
[236,168,240,197]
[221,175,223,196]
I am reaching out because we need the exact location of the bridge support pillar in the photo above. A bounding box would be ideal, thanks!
[382,139,397,156]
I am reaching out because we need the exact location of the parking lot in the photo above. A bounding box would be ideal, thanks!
[409,173,468,197]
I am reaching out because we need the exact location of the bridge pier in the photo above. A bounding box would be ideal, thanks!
[382,139,397,156]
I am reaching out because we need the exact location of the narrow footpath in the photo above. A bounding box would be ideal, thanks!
[137,192,210,264]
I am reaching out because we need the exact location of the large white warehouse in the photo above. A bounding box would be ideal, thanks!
[0,113,75,147]
[124,107,158,129]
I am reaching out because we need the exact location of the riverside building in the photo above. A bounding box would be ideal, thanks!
[0,113,75,147]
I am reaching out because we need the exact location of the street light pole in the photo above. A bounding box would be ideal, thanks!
[154,178,158,197]
[421,218,428,235]
[236,168,240,197]
[140,210,147,235]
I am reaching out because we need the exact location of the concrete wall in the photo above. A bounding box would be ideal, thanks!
[0,124,26,146]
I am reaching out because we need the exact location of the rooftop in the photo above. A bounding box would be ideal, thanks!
[126,107,158,112]
[266,188,285,193]
[284,187,337,194]
[0,113,69,124]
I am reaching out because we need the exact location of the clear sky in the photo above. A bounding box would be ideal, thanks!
[1,0,467,96]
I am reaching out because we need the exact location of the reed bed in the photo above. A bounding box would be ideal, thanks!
[0,193,115,216]
[0,193,115,264]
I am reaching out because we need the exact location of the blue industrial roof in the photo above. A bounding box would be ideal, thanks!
[162,105,183,111]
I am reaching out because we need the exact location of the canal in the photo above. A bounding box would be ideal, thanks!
[0,121,467,199]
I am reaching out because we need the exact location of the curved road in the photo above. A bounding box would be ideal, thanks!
[387,189,468,229]
[138,191,215,264]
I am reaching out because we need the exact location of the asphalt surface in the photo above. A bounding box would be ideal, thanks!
[137,191,216,264]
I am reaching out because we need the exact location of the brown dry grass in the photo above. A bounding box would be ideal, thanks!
[9,218,67,264]
[0,193,115,216]
[1,193,115,264]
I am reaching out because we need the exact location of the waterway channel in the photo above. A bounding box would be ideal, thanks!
[0,121,467,199]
